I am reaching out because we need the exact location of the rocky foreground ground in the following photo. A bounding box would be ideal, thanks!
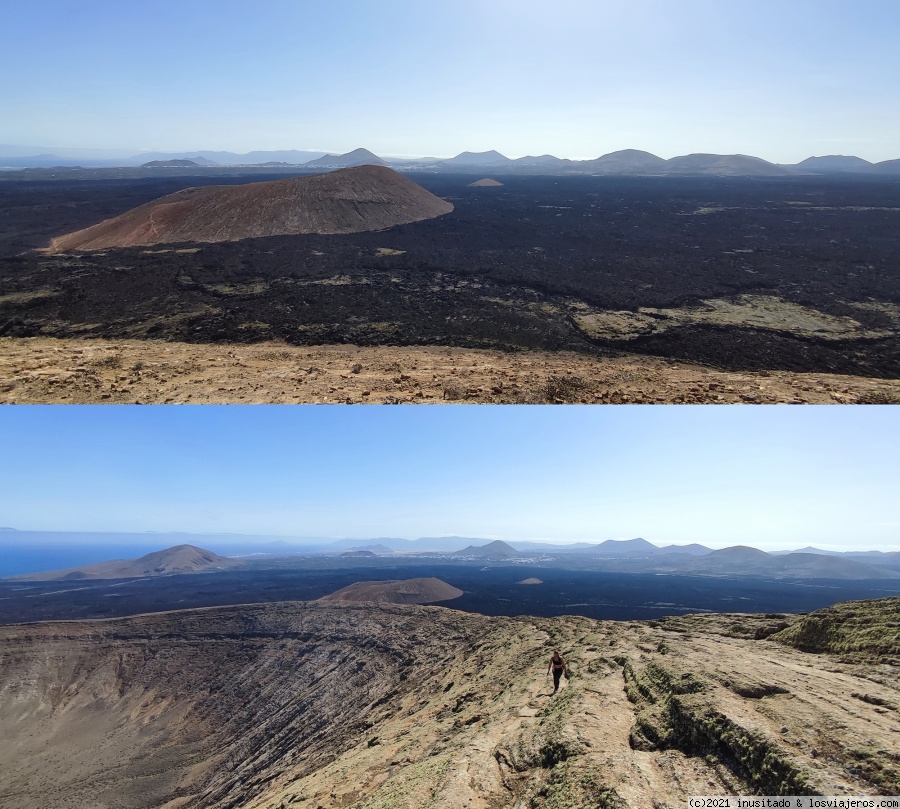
[3,337,899,404]
[0,598,897,809]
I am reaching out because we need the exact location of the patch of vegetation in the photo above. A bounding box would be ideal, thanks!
[772,597,900,660]
[585,657,618,675]
[537,683,579,718]
[667,695,815,795]
[258,349,295,361]
[723,680,790,699]
[630,707,673,750]
[623,659,813,794]
[90,353,123,369]
[360,752,452,809]
[623,660,707,706]
[496,687,585,774]
[718,616,794,640]
[0,289,60,306]
[441,379,467,400]
[843,746,900,792]
[494,728,585,774]
[540,739,577,768]
[532,375,591,404]
[204,281,270,296]
[624,660,708,751]
[856,389,900,404]
[529,761,626,809]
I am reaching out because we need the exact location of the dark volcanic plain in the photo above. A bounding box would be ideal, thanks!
[2,558,899,626]
[2,171,900,380]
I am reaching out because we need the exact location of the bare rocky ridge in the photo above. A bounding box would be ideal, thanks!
[3,338,899,404]
[0,599,897,809]
[318,577,464,604]
[45,166,453,251]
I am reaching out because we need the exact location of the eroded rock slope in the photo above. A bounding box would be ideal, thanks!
[1,600,897,809]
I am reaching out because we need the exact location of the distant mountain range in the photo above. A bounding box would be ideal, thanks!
[4,531,898,582]
[4,143,900,176]
[329,535,900,579]
[0,147,329,168]
[303,147,389,169]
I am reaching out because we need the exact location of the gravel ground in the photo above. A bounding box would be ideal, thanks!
[2,337,899,404]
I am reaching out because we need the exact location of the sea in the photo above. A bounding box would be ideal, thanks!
[0,530,321,578]
[0,544,167,578]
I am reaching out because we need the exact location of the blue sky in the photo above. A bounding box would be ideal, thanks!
[1,406,897,551]
[3,0,899,162]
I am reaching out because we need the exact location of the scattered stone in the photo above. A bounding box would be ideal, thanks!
[2,338,897,404]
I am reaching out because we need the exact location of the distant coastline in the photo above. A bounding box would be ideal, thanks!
[0,544,172,578]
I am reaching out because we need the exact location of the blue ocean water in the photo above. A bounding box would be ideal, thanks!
[0,544,165,577]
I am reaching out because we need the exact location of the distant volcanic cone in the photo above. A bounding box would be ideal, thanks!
[319,577,463,605]
[47,165,454,252]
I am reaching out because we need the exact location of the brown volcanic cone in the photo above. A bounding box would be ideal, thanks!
[47,165,454,252]
[319,576,463,605]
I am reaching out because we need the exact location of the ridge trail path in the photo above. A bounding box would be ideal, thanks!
[254,619,740,809]
[423,623,737,809]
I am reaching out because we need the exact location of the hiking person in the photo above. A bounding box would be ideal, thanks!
[547,650,569,694]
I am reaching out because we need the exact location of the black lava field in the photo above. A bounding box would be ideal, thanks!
[2,171,899,376]
[1,561,899,625]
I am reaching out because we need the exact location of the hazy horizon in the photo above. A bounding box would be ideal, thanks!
[2,142,898,165]
[0,528,894,555]
[1,406,897,553]
[0,528,894,581]
[3,0,899,163]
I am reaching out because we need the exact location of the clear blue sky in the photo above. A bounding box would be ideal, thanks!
[2,0,899,162]
[1,406,897,551]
